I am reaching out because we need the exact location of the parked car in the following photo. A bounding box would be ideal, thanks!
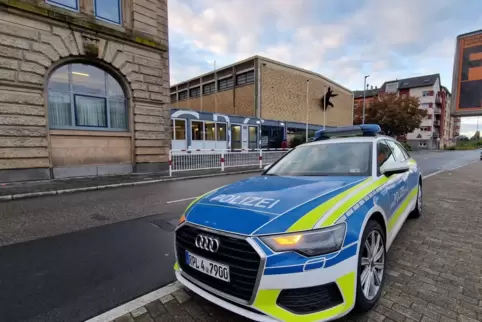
[173,125,423,322]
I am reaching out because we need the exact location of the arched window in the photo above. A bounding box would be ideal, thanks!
[48,63,128,130]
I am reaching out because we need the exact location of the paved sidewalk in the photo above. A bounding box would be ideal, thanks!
[0,166,261,200]
[102,161,482,322]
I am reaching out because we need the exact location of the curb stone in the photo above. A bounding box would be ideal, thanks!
[0,169,263,202]
[84,281,184,322]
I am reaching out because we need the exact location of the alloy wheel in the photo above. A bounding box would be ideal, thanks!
[360,230,385,301]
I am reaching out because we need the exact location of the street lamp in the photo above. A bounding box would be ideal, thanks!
[362,75,370,124]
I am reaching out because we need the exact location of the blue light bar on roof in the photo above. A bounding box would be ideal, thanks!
[313,124,382,141]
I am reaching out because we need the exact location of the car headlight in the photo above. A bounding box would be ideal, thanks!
[259,223,346,256]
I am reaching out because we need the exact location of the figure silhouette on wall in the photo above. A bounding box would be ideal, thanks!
[320,86,338,110]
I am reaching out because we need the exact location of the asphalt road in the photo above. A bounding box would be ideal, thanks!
[0,150,479,322]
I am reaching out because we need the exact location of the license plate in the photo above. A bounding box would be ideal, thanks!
[185,251,230,282]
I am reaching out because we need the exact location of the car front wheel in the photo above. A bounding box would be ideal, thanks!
[354,220,386,312]
[410,182,422,218]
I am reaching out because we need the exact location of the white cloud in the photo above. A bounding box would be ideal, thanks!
[168,0,482,92]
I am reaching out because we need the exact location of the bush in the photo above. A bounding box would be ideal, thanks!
[446,146,456,150]
[289,134,306,148]
[401,142,412,151]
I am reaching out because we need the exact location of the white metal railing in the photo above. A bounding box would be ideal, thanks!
[168,149,291,176]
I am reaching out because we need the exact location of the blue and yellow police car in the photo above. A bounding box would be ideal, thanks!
[174,124,423,322]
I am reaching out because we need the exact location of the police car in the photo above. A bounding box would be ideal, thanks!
[174,124,422,322]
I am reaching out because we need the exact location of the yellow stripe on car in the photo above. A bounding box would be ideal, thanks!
[287,178,372,232]
[253,272,356,322]
[387,186,418,232]
[319,176,388,227]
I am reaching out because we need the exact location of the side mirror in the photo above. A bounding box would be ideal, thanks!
[380,162,410,177]
[263,164,272,171]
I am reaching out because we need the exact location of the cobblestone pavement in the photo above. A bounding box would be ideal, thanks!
[110,162,482,322]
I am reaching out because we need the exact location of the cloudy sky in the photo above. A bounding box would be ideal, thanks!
[167,0,482,137]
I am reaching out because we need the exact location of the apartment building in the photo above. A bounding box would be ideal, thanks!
[169,56,354,150]
[454,117,461,137]
[0,0,170,183]
[378,74,455,150]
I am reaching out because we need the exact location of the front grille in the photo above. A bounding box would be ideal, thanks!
[276,282,343,314]
[176,224,261,302]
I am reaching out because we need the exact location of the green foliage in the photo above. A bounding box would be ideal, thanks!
[289,134,306,148]
[400,142,412,151]
[356,93,427,136]
[451,138,482,150]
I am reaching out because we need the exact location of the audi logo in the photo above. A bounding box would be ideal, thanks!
[195,234,220,252]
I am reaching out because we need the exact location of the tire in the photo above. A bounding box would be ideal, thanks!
[409,181,422,218]
[353,220,386,313]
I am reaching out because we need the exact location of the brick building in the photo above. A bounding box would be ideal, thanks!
[0,0,170,183]
[169,56,354,150]
[354,74,459,150]
[353,86,379,124]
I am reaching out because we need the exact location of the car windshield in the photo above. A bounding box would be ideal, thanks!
[265,142,373,176]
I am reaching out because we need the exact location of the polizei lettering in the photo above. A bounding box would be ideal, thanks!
[209,194,281,209]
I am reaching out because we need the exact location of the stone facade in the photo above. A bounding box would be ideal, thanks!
[0,0,170,183]
[170,56,354,127]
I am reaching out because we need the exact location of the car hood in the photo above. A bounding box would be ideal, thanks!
[185,175,368,235]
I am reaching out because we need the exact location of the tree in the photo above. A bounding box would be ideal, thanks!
[354,93,427,137]
[471,131,480,140]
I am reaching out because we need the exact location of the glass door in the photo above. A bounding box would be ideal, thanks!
[248,126,258,149]
[231,125,242,150]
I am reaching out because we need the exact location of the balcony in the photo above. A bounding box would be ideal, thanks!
[433,120,441,126]
[435,93,442,105]
[434,107,441,114]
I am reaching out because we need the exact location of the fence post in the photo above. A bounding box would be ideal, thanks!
[221,150,225,172]
[259,150,263,169]
[168,150,172,177]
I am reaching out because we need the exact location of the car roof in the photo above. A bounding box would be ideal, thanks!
[302,135,396,146]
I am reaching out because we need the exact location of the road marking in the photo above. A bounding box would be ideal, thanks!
[422,170,444,179]
[84,281,183,322]
[447,160,478,171]
[166,196,197,204]
[422,160,478,179]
